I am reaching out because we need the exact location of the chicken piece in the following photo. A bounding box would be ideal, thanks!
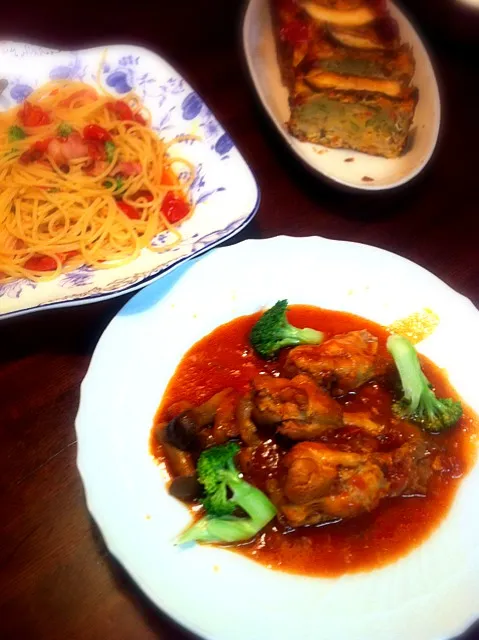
[343,411,383,436]
[317,462,387,519]
[252,374,343,439]
[285,330,379,394]
[278,419,340,440]
[252,375,309,424]
[270,432,434,528]
[282,443,358,505]
[375,438,432,496]
[270,442,389,527]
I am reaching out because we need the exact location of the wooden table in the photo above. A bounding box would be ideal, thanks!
[1,1,479,638]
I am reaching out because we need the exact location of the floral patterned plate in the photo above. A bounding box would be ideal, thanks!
[0,42,260,319]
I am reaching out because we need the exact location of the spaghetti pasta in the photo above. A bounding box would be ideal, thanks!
[0,80,194,283]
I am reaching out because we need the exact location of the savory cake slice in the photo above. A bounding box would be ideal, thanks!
[300,0,378,27]
[288,85,418,158]
[271,0,418,157]
[327,21,401,50]
[300,41,415,97]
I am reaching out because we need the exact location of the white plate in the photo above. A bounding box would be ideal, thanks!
[76,236,479,640]
[0,42,259,319]
[242,0,441,191]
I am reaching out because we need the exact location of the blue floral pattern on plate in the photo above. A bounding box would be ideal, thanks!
[0,42,259,318]
[59,265,96,288]
[10,83,33,102]
[0,279,36,299]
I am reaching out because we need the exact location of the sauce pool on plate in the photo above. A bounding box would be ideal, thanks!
[151,306,477,576]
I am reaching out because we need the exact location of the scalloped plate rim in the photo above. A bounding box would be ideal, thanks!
[76,235,479,640]
[0,202,259,321]
[0,41,260,320]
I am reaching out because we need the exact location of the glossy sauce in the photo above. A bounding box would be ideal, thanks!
[151,306,477,576]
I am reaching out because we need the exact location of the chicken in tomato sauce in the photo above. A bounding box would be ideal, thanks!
[151,302,477,576]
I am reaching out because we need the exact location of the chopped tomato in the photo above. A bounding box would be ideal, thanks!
[59,88,98,108]
[161,169,177,186]
[161,192,190,223]
[19,138,52,164]
[58,250,79,262]
[134,112,147,125]
[117,200,140,220]
[18,101,50,127]
[134,190,154,202]
[107,100,134,121]
[279,19,311,44]
[114,161,142,177]
[24,255,58,271]
[33,139,52,153]
[83,124,111,142]
[85,140,106,161]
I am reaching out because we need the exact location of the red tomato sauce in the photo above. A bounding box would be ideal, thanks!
[151,306,478,576]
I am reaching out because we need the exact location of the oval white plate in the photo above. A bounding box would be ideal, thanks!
[242,0,441,191]
[0,41,259,319]
[76,236,479,640]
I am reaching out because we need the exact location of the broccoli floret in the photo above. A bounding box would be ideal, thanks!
[177,442,276,544]
[198,441,240,517]
[387,334,462,432]
[250,299,324,359]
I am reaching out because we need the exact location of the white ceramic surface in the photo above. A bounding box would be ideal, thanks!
[76,236,479,640]
[242,0,441,191]
[0,42,259,319]
[457,0,479,8]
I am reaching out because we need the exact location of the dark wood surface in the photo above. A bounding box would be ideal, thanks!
[1,1,479,638]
